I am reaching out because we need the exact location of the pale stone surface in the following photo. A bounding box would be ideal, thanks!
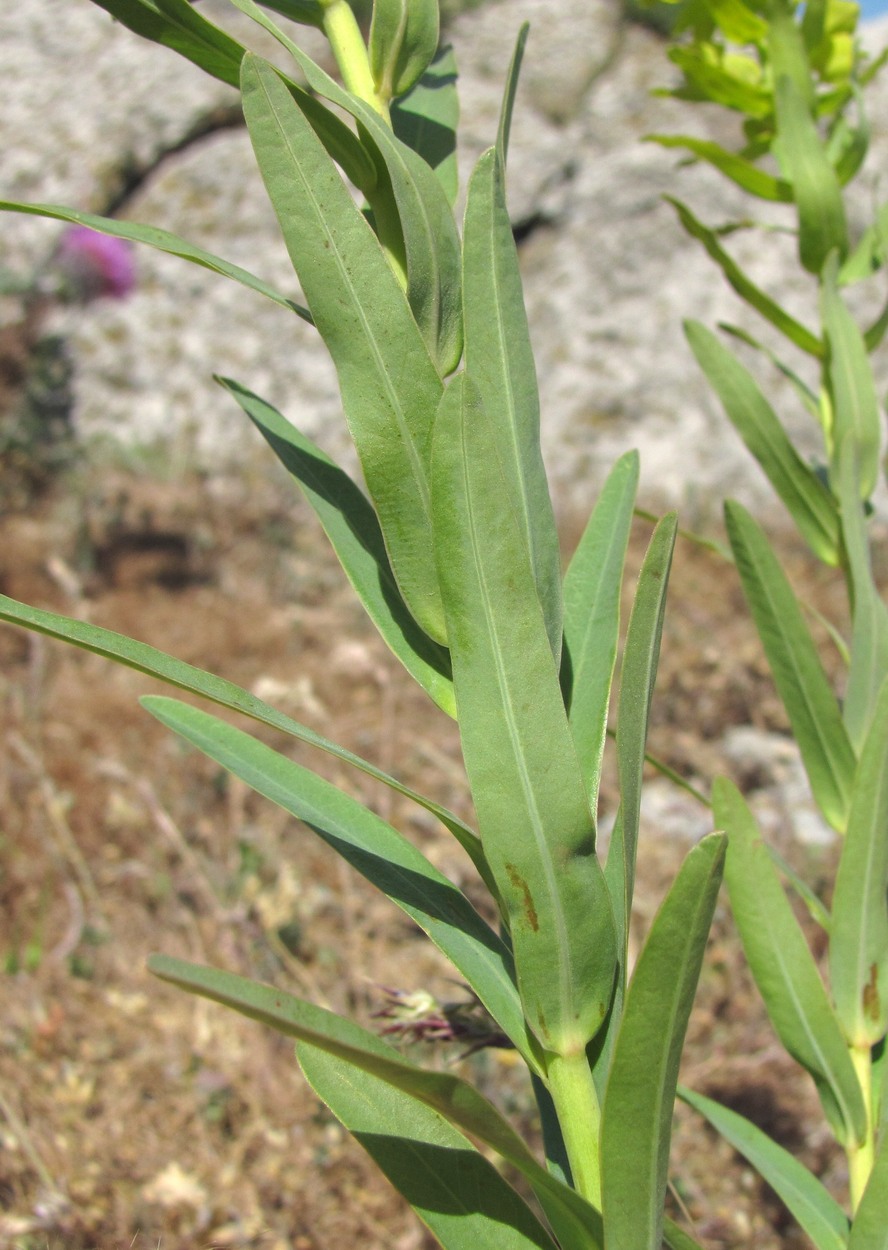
[2,0,886,504]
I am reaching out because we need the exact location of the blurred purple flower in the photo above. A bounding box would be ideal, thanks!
[54,225,136,302]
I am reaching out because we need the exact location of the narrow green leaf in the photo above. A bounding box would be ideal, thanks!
[773,73,847,274]
[90,0,375,189]
[497,23,529,170]
[680,1087,850,1250]
[646,134,793,202]
[431,377,616,1057]
[217,377,455,716]
[666,198,823,357]
[849,1140,888,1249]
[822,256,881,500]
[369,0,439,100]
[685,321,840,563]
[717,321,821,420]
[601,833,726,1250]
[839,200,888,284]
[715,777,867,1146]
[0,592,476,862]
[830,677,888,1047]
[462,148,563,664]
[297,1041,559,1250]
[662,1220,707,1250]
[148,956,605,1250]
[0,201,310,320]
[391,46,460,206]
[768,845,832,933]
[725,501,855,832]
[241,54,447,642]
[608,514,678,980]
[839,454,888,750]
[141,696,532,1064]
[667,47,772,118]
[562,451,639,810]
[237,15,463,376]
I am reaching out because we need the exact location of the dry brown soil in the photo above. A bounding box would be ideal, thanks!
[0,451,852,1250]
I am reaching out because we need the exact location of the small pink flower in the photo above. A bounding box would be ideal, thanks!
[54,225,136,302]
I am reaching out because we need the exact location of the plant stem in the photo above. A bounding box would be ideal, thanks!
[546,1049,602,1207]
[320,0,391,123]
[848,1042,875,1210]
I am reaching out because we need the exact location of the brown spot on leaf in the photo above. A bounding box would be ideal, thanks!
[505,863,539,932]
[863,963,881,1022]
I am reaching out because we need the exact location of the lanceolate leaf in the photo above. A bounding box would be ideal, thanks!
[218,378,455,717]
[666,198,823,356]
[685,321,840,563]
[432,377,616,1057]
[646,134,793,202]
[715,778,867,1147]
[297,1039,559,1250]
[142,696,533,1064]
[241,54,447,643]
[497,23,529,170]
[773,73,847,274]
[837,438,888,750]
[680,1088,850,1250]
[462,148,563,664]
[562,450,639,810]
[0,593,476,863]
[369,0,439,101]
[0,201,310,320]
[821,255,881,500]
[830,676,888,1047]
[148,956,605,1250]
[89,0,375,189]
[607,514,678,980]
[601,834,726,1250]
[240,15,463,376]
[725,501,855,832]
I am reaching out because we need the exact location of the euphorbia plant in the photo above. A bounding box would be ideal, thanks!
[1,2,729,1247]
[645,0,888,1240]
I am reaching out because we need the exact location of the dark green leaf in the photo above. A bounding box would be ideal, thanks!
[218,377,455,716]
[391,46,460,206]
[822,256,881,500]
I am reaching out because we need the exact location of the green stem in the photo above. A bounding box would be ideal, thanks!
[320,0,391,123]
[546,1049,602,1207]
[848,1042,875,1211]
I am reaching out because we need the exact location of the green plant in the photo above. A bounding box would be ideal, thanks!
[0,2,725,1245]
[643,0,888,1237]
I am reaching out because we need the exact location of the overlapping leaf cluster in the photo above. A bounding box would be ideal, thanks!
[645,0,888,1239]
[0,1,731,1246]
